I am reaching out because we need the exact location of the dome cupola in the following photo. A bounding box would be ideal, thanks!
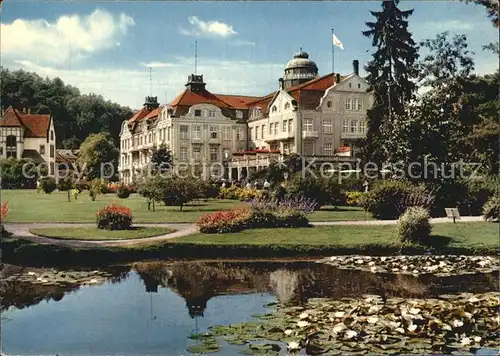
[282,49,319,89]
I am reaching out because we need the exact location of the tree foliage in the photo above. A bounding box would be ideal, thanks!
[150,143,173,173]
[0,68,133,147]
[77,133,119,180]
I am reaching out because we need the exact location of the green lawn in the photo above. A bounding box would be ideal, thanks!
[29,226,175,241]
[2,190,245,223]
[2,190,371,223]
[168,222,498,250]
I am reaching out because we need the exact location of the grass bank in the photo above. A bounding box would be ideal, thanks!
[3,222,497,267]
[29,227,175,241]
[2,189,370,223]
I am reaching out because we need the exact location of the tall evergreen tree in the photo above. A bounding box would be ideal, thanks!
[361,0,419,166]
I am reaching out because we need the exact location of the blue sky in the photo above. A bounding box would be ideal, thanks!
[1,1,498,109]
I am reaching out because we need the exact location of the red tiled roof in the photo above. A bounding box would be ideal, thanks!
[128,106,151,124]
[21,114,51,138]
[170,89,231,108]
[0,106,51,138]
[215,94,261,109]
[143,106,162,120]
[0,106,23,127]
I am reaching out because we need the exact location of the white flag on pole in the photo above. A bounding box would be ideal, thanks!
[332,34,344,50]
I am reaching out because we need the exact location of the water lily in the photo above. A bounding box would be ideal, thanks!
[407,324,417,332]
[333,311,345,318]
[442,324,452,331]
[368,305,382,314]
[28,272,36,276]
[299,312,309,320]
[409,308,421,315]
[460,337,471,345]
[468,296,480,303]
[284,329,293,336]
[367,316,378,324]
[332,323,346,333]
[297,321,309,328]
[452,319,464,328]
[287,341,300,351]
[395,327,405,334]
[344,330,358,339]
[380,257,387,262]
[473,336,482,343]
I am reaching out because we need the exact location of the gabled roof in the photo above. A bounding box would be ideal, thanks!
[215,94,261,109]
[0,106,51,138]
[128,106,151,124]
[170,88,232,108]
[143,106,162,120]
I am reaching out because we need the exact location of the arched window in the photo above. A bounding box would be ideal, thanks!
[284,102,290,110]
[236,110,243,119]
[271,105,277,112]
[327,101,332,108]
[6,135,17,158]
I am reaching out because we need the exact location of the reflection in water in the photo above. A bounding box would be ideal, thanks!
[1,261,498,356]
[269,269,299,304]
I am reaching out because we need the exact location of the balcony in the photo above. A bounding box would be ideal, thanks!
[341,132,365,140]
[264,131,294,142]
[302,130,319,139]
[209,136,221,144]
[192,137,203,144]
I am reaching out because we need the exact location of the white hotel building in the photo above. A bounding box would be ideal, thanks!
[118,51,372,183]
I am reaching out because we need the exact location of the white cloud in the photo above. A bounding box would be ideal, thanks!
[1,9,135,65]
[181,16,237,37]
[139,62,187,68]
[230,39,256,47]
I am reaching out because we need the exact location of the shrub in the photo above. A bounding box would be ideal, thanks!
[0,157,39,189]
[196,209,251,233]
[96,204,132,230]
[285,175,344,208]
[345,191,365,206]
[57,178,74,191]
[218,186,238,200]
[198,180,220,199]
[107,183,119,193]
[361,180,432,220]
[236,188,261,202]
[89,179,102,201]
[460,176,499,215]
[397,207,432,244]
[116,184,131,199]
[162,177,200,210]
[250,196,313,228]
[483,196,500,222]
[40,177,57,194]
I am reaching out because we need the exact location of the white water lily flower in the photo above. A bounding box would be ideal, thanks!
[28,272,36,276]
[442,324,452,331]
[407,324,417,332]
[478,260,489,267]
[380,257,387,262]
[468,296,480,303]
[344,330,358,339]
[41,279,49,283]
[332,323,346,333]
[297,321,309,328]
[36,277,43,281]
[473,336,482,343]
[452,319,464,328]
[333,311,345,318]
[395,327,405,334]
[368,305,382,314]
[460,337,471,345]
[464,312,473,319]
[367,316,378,324]
[284,329,293,336]
[368,261,376,266]
[409,308,421,315]
[287,341,300,350]
[370,266,378,273]
[89,279,99,284]
[299,312,309,320]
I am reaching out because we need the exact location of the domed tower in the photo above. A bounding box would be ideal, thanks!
[282,50,319,89]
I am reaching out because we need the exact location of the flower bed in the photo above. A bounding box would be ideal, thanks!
[96,204,132,230]
[196,209,252,233]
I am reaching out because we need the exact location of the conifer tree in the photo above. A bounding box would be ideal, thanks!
[362,0,419,167]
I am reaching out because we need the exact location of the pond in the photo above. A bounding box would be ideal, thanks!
[1,260,498,355]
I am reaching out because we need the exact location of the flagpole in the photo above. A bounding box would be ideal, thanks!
[331,28,335,74]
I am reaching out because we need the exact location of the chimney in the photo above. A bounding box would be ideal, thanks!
[353,60,359,76]
[278,78,284,90]
[335,73,341,83]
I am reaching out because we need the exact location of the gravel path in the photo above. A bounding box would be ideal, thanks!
[4,216,484,248]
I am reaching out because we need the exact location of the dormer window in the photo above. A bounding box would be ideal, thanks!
[194,109,202,117]
[236,110,243,119]
[271,105,277,112]
[327,101,332,108]
[284,102,290,110]
[358,83,361,89]
[208,110,216,118]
